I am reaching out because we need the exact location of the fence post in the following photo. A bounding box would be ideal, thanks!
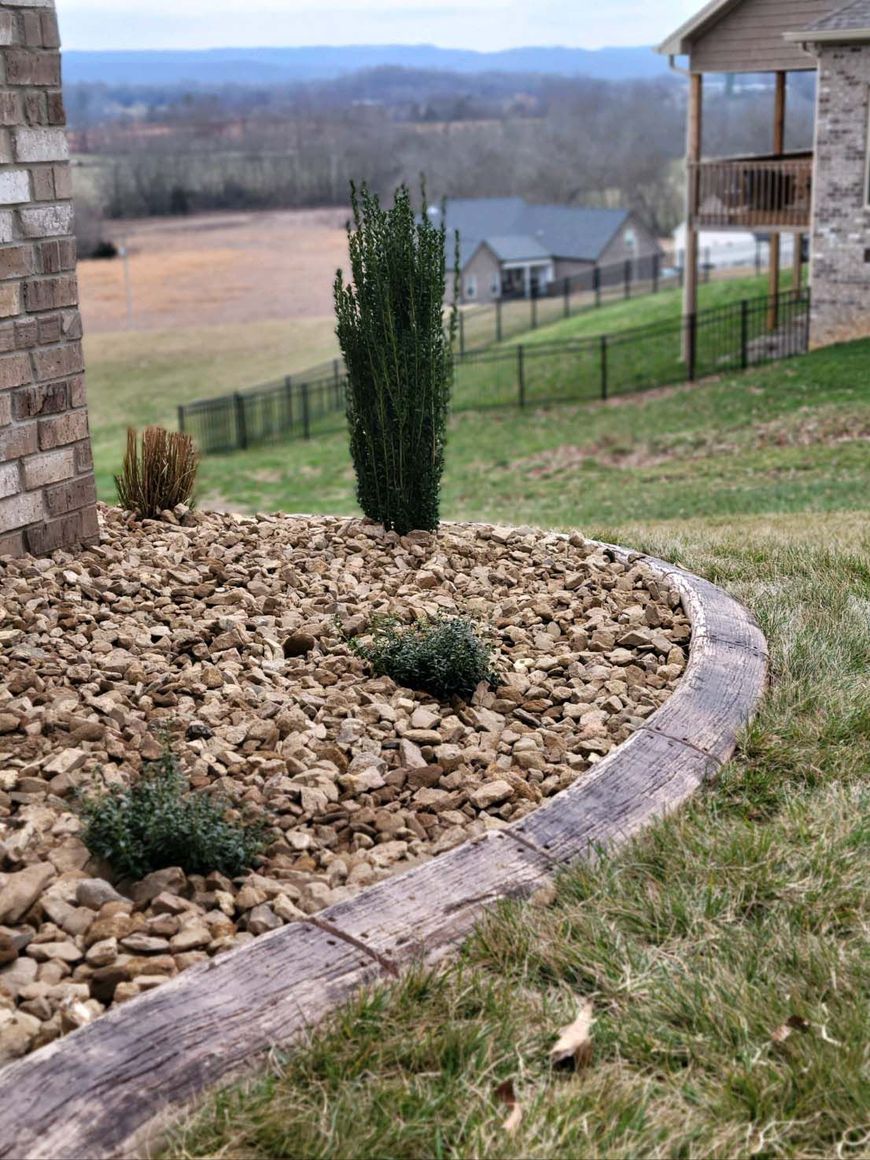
[678,263,684,290]
[652,254,660,294]
[600,335,608,401]
[333,359,342,406]
[301,380,311,440]
[563,278,570,319]
[177,405,185,434]
[234,393,248,451]
[459,312,466,356]
[704,247,711,283]
[594,264,601,307]
[740,299,749,370]
[496,299,502,343]
[686,313,697,382]
[624,259,632,300]
[531,290,537,330]
[517,345,525,408]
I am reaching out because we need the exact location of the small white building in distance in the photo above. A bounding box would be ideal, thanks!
[672,223,794,271]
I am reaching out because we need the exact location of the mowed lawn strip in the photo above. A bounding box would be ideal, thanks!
[190,339,870,523]
[164,344,869,1160]
[84,270,785,502]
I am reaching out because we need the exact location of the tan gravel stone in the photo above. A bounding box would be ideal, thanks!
[0,507,689,1058]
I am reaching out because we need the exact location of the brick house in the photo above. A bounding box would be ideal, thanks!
[660,0,870,347]
[0,0,98,558]
[429,198,662,305]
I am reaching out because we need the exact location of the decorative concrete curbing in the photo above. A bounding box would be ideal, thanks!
[0,540,769,1160]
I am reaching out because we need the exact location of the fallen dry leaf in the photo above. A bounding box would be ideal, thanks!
[771,1014,811,1044]
[494,1079,523,1133]
[550,999,595,1069]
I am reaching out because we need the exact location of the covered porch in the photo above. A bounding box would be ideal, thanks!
[500,259,555,300]
[658,0,828,336]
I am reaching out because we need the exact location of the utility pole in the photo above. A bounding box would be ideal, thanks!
[119,236,133,329]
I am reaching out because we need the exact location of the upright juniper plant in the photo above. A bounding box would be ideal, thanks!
[335,182,458,535]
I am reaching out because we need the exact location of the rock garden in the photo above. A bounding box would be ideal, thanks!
[0,184,698,1077]
[0,502,690,1061]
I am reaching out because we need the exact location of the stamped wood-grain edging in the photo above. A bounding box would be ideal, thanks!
[0,540,769,1160]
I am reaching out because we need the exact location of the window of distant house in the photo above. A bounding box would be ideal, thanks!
[491,274,500,296]
[624,227,637,250]
[465,275,477,299]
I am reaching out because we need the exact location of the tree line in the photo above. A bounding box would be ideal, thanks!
[68,67,817,252]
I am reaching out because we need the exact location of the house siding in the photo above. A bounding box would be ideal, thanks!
[461,244,502,304]
[689,0,833,72]
[810,43,870,346]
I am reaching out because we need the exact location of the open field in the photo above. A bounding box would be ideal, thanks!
[167,343,870,1160]
[79,208,349,333]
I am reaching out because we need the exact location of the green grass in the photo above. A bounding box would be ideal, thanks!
[85,271,787,501]
[85,316,339,499]
[189,339,870,523]
[164,339,870,1160]
[514,272,781,347]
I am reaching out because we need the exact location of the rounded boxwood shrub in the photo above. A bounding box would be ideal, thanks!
[349,613,498,701]
[80,740,264,880]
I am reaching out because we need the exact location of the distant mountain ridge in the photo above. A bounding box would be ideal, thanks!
[62,44,668,88]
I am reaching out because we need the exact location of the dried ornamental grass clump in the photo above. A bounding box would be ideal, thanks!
[115,426,199,520]
[349,613,499,701]
[80,740,264,880]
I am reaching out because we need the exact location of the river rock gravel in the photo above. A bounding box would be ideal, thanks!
[0,503,690,1060]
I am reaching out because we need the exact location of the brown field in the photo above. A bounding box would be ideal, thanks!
[78,207,350,334]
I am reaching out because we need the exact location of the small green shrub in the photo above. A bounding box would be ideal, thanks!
[334,182,458,536]
[349,613,498,700]
[80,740,264,880]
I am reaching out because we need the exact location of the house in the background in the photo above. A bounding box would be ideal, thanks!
[429,198,662,304]
[660,0,870,347]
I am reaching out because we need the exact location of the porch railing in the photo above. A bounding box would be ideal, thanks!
[689,152,813,229]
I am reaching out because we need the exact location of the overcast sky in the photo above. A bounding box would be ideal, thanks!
[57,0,701,52]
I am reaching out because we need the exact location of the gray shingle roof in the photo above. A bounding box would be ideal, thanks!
[483,235,553,262]
[516,204,630,262]
[802,0,870,32]
[434,198,633,267]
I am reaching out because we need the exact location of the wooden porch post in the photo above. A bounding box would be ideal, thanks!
[768,70,787,330]
[792,232,804,290]
[683,71,703,360]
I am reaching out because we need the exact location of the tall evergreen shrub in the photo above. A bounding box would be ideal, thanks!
[335,183,458,535]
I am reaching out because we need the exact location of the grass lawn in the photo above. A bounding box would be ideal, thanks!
[84,316,339,499]
[84,271,790,499]
[165,342,869,1160]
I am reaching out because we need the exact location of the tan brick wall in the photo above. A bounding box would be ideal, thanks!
[0,0,97,558]
[810,44,870,348]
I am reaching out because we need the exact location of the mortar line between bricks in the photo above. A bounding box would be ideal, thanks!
[308,915,401,978]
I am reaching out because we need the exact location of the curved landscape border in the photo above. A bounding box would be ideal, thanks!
[0,539,769,1160]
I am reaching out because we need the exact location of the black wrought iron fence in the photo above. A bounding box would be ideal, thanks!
[179,289,810,455]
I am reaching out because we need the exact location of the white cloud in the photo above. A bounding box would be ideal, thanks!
[57,0,703,51]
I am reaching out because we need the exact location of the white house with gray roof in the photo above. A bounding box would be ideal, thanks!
[660,0,870,347]
[429,198,662,304]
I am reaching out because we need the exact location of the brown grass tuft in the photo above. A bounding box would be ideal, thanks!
[115,426,199,519]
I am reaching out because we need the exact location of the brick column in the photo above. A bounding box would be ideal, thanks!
[810,44,870,348]
[0,0,97,557]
